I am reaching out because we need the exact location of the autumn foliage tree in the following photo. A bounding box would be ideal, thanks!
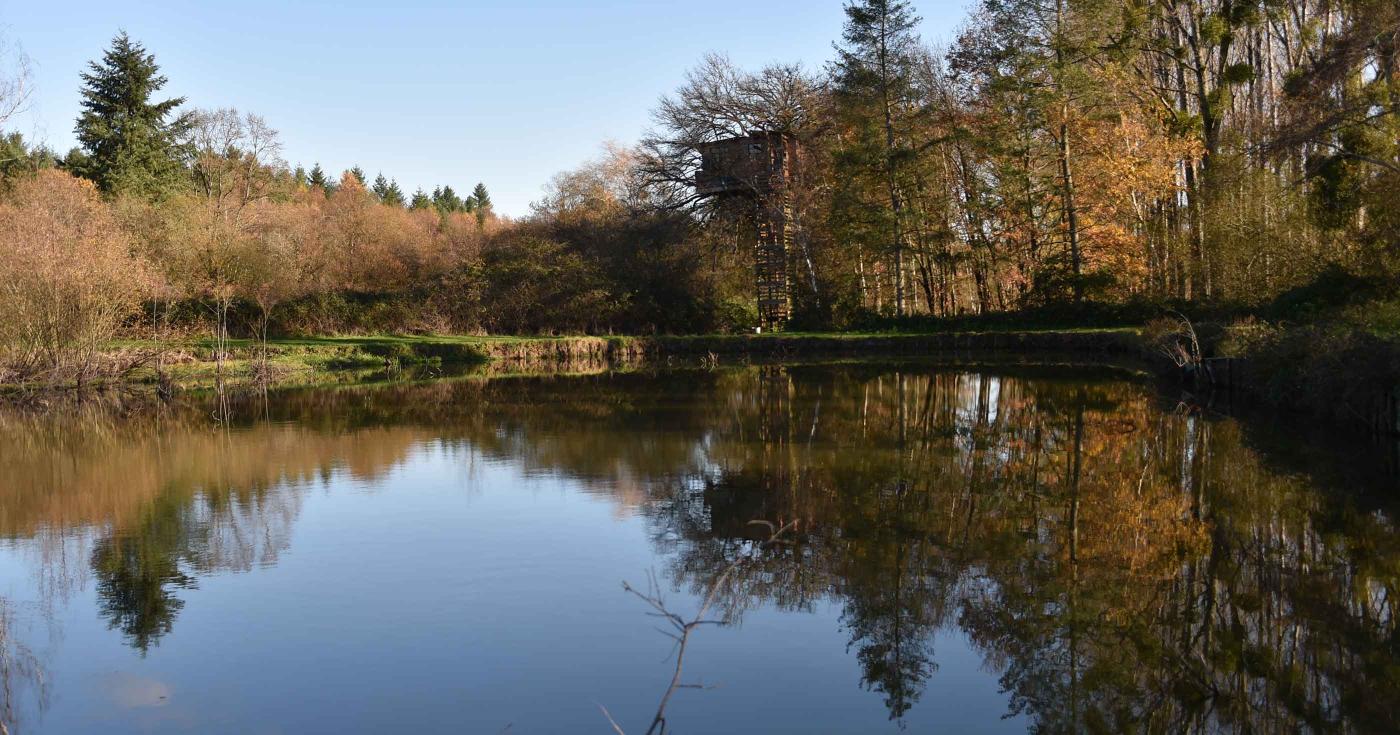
[0,171,151,383]
[0,8,1393,375]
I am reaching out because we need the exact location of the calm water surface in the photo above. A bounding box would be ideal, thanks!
[0,363,1397,734]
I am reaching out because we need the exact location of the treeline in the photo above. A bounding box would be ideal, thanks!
[482,0,1399,329]
[627,0,1399,323]
[0,0,1397,382]
[0,34,521,382]
[0,31,766,384]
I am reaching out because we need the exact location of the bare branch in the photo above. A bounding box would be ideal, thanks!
[0,33,33,128]
[604,520,799,735]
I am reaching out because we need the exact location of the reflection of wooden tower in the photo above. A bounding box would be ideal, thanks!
[755,364,792,446]
[696,132,799,331]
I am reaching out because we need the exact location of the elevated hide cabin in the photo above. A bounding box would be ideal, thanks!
[695,132,799,331]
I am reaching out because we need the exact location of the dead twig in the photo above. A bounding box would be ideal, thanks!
[1150,311,1203,369]
[609,519,798,735]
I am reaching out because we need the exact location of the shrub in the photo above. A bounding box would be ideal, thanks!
[1264,265,1386,321]
[0,171,152,383]
[481,236,613,334]
[1225,319,1400,427]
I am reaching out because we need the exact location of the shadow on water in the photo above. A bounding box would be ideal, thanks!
[0,361,1396,733]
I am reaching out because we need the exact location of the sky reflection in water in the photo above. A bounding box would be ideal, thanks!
[0,364,1397,733]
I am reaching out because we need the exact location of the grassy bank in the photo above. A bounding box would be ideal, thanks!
[11,321,1397,438]
[87,328,1146,391]
[112,334,627,388]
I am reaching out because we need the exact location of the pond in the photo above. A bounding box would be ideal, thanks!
[0,363,1397,733]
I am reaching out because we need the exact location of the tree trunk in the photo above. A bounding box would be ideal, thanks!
[878,11,906,317]
[1055,0,1084,302]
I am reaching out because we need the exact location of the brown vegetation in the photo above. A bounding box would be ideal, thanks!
[0,3,1394,394]
[0,171,151,385]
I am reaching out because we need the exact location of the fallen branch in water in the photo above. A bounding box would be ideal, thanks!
[605,519,798,735]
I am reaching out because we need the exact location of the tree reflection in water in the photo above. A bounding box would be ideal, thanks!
[0,598,46,735]
[0,364,1395,732]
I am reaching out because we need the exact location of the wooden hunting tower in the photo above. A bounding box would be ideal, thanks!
[696,132,799,331]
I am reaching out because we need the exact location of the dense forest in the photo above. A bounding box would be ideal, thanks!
[0,0,1396,384]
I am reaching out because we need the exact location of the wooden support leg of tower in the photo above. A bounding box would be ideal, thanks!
[754,193,791,331]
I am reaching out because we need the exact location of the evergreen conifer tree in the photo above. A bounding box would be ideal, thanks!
[433,185,462,213]
[308,163,328,189]
[383,180,407,208]
[73,31,191,198]
[831,0,921,315]
[471,182,492,227]
[470,182,491,210]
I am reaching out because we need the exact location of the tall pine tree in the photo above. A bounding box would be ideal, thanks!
[471,182,491,227]
[307,163,331,194]
[470,182,491,210]
[433,185,462,213]
[74,32,190,198]
[832,0,922,316]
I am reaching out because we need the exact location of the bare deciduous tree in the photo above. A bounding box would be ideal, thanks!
[186,108,285,214]
[638,54,824,208]
[169,109,288,381]
[0,33,32,131]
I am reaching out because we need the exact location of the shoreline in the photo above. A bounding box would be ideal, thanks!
[100,328,1151,387]
[7,328,1398,438]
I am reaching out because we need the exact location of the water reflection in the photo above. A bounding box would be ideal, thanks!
[0,597,47,734]
[0,364,1397,733]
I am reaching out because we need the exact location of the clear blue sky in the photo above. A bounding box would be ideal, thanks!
[2,1,970,216]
